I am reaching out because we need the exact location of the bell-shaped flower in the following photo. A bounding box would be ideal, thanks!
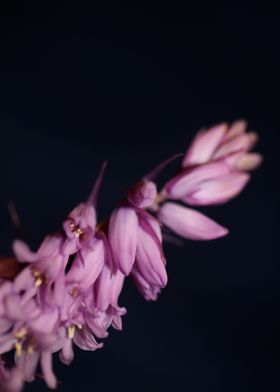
[94,262,125,312]
[63,203,97,255]
[62,162,107,255]
[131,214,167,300]
[12,233,68,288]
[131,264,162,301]
[66,235,106,293]
[108,206,139,275]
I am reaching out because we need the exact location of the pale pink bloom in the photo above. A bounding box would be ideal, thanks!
[12,234,68,285]
[108,206,139,275]
[164,161,231,201]
[135,215,166,285]
[158,202,228,240]
[63,161,107,255]
[73,325,103,351]
[94,263,125,312]
[183,119,262,171]
[0,280,66,390]
[131,214,167,300]
[131,265,162,301]
[83,284,126,339]
[66,236,106,292]
[63,203,97,254]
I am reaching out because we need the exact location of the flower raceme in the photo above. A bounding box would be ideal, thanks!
[0,120,262,391]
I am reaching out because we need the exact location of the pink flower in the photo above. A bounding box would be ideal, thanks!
[65,235,106,292]
[157,120,262,240]
[164,161,250,206]
[131,214,167,300]
[108,206,139,275]
[63,203,97,254]
[182,120,262,170]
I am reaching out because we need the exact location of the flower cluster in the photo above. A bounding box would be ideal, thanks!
[0,120,262,391]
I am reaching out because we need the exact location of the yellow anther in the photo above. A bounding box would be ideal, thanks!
[68,325,75,339]
[15,342,22,357]
[32,269,40,277]
[35,277,43,287]
[15,327,27,339]
[31,268,44,288]
[69,223,83,238]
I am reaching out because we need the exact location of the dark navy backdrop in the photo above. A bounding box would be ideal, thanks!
[0,4,279,392]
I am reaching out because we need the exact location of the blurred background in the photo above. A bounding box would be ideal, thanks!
[0,4,279,392]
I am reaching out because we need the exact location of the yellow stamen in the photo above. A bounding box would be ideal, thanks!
[15,327,27,339]
[68,325,75,339]
[69,223,83,238]
[35,277,43,287]
[15,342,22,357]
[32,268,44,287]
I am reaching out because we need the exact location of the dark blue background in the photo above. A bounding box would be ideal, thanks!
[0,4,279,392]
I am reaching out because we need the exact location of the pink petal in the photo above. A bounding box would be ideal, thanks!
[66,238,105,290]
[59,339,74,365]
[16,352,40,382]
[40,351,57,389]
[0,338,17,354]
[4,295,26,320]
[185,172,250,205]
[158,202,228,240]
[1,367,24,392]
[165,161,230,199]
[94,264,125,312]
[136,218,167,287]
[13,267,34,293]
[73,326,103,351]
[131,265,161,301]
[182,123,228,167]
[12,240,37,263]
[108,207,138,275]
